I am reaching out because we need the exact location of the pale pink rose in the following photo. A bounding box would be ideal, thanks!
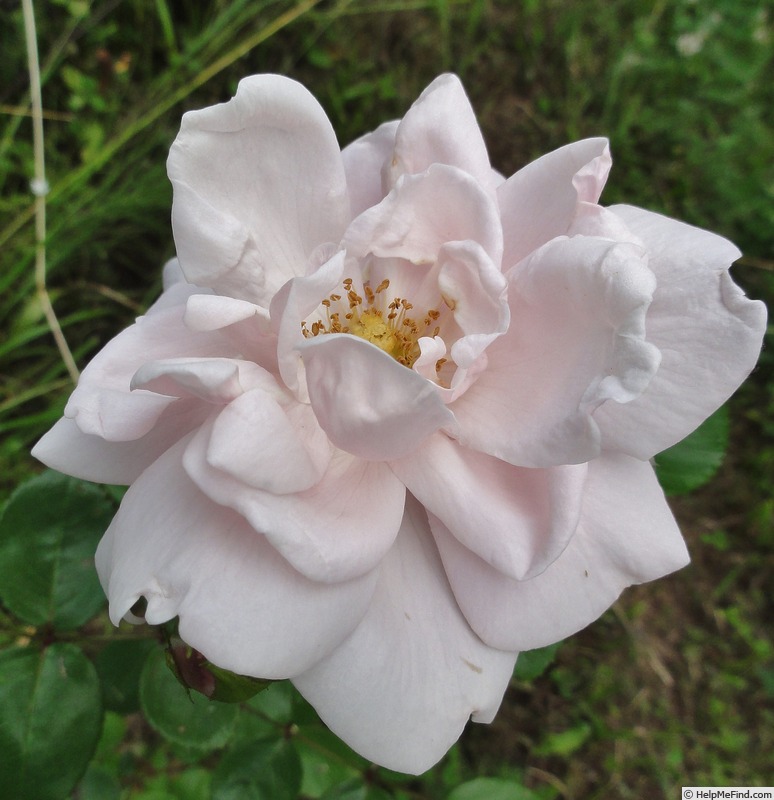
[33,74,766,773]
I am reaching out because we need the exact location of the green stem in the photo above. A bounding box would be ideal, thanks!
[21,0,80,384]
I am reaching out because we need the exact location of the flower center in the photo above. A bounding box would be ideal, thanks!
[301,278,441,368]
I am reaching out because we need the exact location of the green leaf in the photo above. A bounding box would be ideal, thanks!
[140,648,239,751]
[96,638,156,713]
[448,778,540,800]
[90,710,127,773]
[246,680,296,723]
[232,705,279,743]
[534,722,592,757]
[0,643,103,800]
[73,764,122,800]
[171,767,213,800]
[514,642,561,681]
[211,738,302,800]
[320,779,393,800]
[297,730,362,798]
[653,406,730,495]
[206,660,273,703]
[0,471,113,629]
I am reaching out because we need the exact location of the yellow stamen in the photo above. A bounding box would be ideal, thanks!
[301,277,443,368]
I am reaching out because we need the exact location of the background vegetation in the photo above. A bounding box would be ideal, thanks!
[1,0,772,798]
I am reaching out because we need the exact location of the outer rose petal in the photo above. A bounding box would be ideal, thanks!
[183,295,279,375]
[31,400,208,485]
[168,75,349,306]
[451,235,661,467]
[162,257,186,289]
[342,120,399,218]
[131,357,272,404]
[184,294,269,331]
[184,425,405,583]
[498,138,611,269]
[432,453,690,652]
[593,205,768,458]
[391,433,587,581]
[95,436,378,679]
[201,388,330,495]
[300,334,457,461]
[292,494,517,775]
[64,302,233,442]
[389,73,498,193]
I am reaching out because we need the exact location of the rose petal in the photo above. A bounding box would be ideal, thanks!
[184,427,405,583]
[161,257,187,290]
[388,73,498,193]
[131,357,271,404]
[64,303,233,442]
[95,436,378,679]
[202,388,330,494]
[292,494,517,775]
[168,74,349,306]
[184,293,270,331]
[437,240,509,368]
[498,138,611,269]
[148,268,210,313]
[392,434,587,581]
[184,294,278,374]
[31,401,207,485]
[413,335,448,382]
[345,163,503,267]
[593,205,768,458]
[300,334,457,461]
[342,120,399,218]
[432,453,689,652]
[451,235,661,467]
[70,389,177,442]
[270,250,347,400]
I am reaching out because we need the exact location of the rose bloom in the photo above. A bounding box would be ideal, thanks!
[34,74,765,773]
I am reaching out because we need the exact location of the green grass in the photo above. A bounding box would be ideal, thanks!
[1,0,772,797]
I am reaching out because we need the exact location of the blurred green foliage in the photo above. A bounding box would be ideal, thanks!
[1,0,772,798]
